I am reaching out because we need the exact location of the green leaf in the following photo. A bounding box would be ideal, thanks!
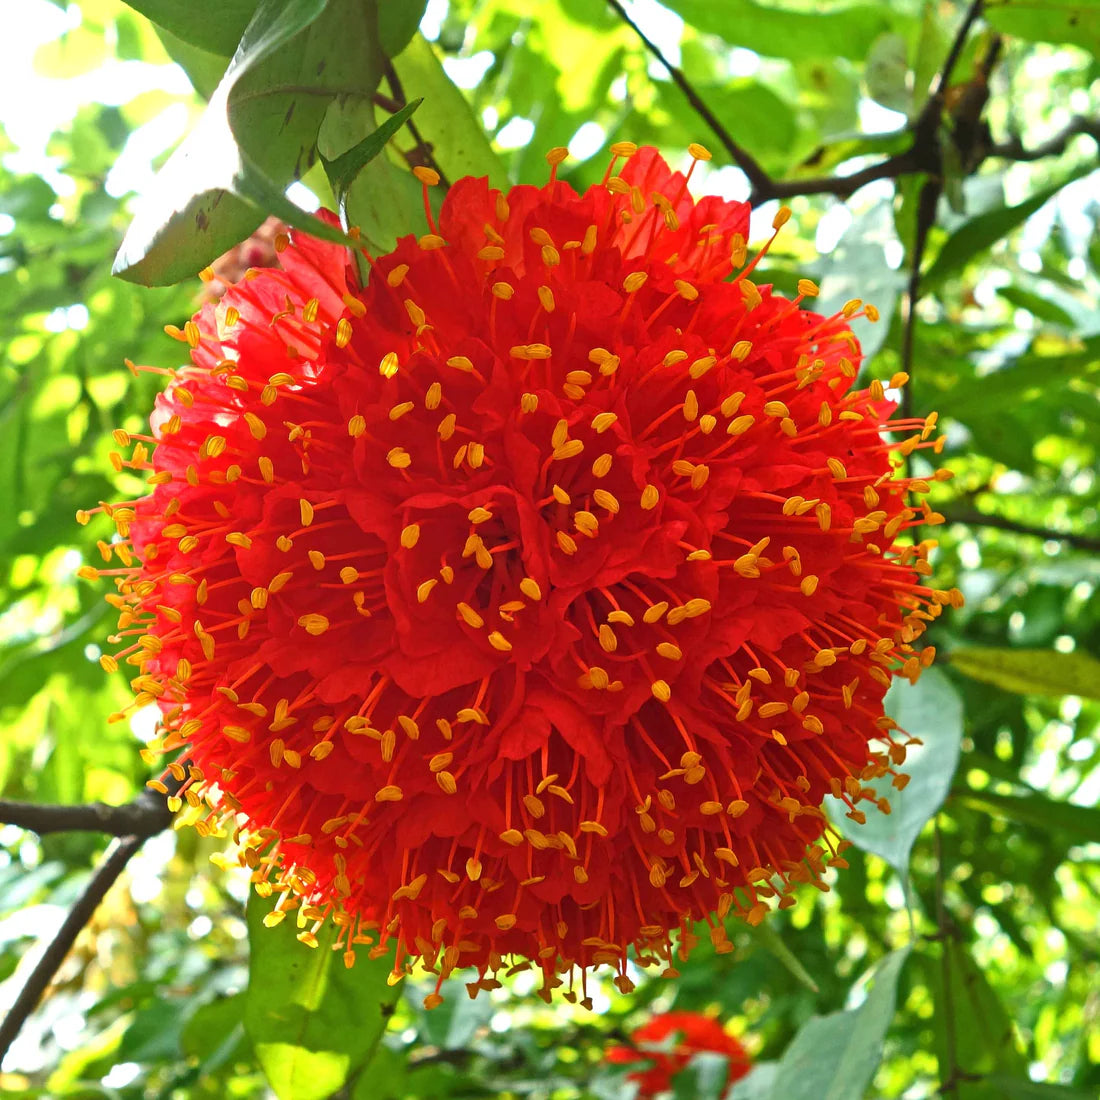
[728,1064,779,1100]
[154,24,231,100]
[865,33,912,114]
[985,0,1100,59]
[243,892,401,1100]
[745,922,820,994]
[764,948,911,1100]
[923,170,1088,288]
[115,0,384,285]
[660,0,915,62]
[949,646,1100,701]
[830,668,964,882]
[673,1052,730,1100]
[925,940,1027,1098]
[121,0,260,57]
[956,789,1100,844]
[389,34,508,188]
[180,994,249,1073]
[996,285,1077,326]
[378,0,429,56]
[817,198,905,365]
[321,99,423,202]
[339,149,427,258]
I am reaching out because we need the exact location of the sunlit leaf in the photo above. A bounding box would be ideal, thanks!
[243,891,400,1100]
[985,0,1100,58]
[658,0,915,61]
[114,0,384,285]
[389,34,508,188]
[121,0,259,57]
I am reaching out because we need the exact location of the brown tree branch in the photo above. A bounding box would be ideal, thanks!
[942,509,1100,554]
[0,770,185,1067]
[0,836,142,1066]
[0,791,173,838]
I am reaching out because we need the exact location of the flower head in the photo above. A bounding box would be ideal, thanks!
[83,143,958,1005]
[608,1011,752,1097]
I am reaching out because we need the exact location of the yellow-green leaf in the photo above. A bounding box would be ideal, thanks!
[950,647,1100,701]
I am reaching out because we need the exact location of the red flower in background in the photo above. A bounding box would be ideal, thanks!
[82,142,959,1005]
[608,1011,752,1097]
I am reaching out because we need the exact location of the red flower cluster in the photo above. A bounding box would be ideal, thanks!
[82,143,959,1005]
[608,1011,752,1097]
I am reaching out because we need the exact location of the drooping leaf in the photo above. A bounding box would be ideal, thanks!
[243,891,401,1100]
[378,0,430,56]
[949,646,1100,701]
[985,0,1100,59]
[764,948,911,1100]
[829,668,964,882]
[865,33,912,114]
[995,284,1077,327]
[121,0,260,57]
[114,0,385,285]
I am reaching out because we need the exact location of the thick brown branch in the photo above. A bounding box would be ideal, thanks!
[942,509,1100,554]
[0,769,186,1065]
[0,836,142,1066]
[0,792,173,838]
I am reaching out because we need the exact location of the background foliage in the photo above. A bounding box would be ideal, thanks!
[0,0,1097,1097]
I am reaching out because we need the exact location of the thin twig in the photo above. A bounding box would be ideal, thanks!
[383,59,448,187]
[604,0,771,193]
[899,177,942,424]
[933,818,961,1096]
[0,792,173,838]
[928,0,986,104]
[941,509,1100,554]
[0,836,142,1066]
[607,0,997,207]
[988,115,1100,162]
